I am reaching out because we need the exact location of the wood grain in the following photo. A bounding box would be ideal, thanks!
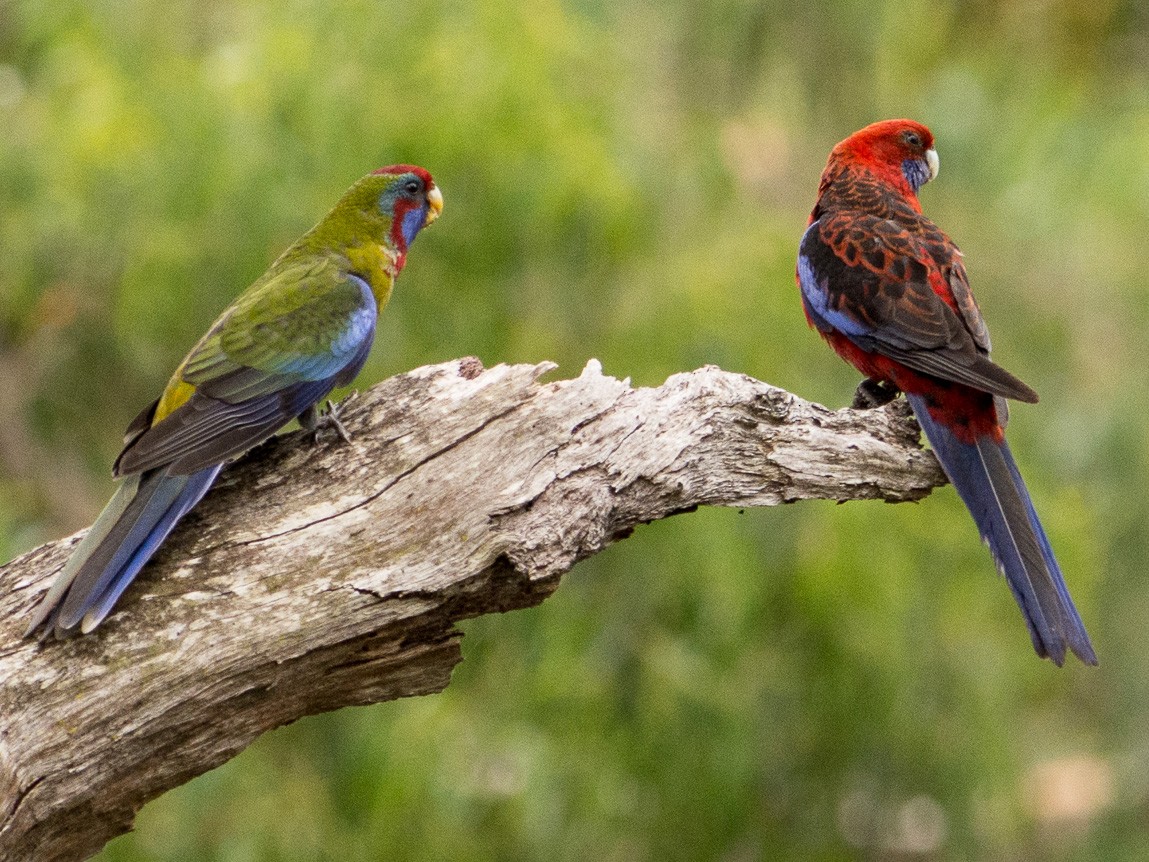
[0,358,945,861]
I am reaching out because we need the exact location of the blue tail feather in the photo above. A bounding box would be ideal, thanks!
[58,473,192,626]
[27,465,221,637]
[906,394,1096,665]
[75,466,221,632]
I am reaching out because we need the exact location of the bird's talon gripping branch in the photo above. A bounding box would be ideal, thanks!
[298,401,351,445]
[852,378,901,409]
[317,400,353,445]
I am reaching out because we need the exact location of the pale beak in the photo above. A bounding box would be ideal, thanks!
[425,185,443,226]
[925,148,939,182]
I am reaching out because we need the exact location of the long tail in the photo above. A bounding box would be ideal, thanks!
[906,394,1096,666]
[25,464,222,637]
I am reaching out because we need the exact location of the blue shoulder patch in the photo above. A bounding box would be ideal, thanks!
[275,275,377,380]
[797,223,872,340]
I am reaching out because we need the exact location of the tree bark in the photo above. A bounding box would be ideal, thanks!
[0,358,945,862]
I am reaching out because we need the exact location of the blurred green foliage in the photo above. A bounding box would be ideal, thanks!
[2,0,1148,858]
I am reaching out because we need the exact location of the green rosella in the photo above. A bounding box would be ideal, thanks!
[26,166,442,637]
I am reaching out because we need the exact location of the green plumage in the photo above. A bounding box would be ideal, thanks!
[26,165,442,636]
[182,262,368,389]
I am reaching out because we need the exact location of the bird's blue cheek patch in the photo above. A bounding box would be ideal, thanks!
[401,205,427,247]
[902,158,929,192]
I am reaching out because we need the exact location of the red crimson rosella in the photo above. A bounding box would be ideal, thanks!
[796,120,1095,666]
[26,166,443,637]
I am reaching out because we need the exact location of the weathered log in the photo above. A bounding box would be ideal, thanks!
[0,358,945,861]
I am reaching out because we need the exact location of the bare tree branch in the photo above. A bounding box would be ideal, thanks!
[0,358,945,862]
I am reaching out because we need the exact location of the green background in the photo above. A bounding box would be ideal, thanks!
[1,0,1145,858]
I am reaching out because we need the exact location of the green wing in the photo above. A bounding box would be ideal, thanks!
[114,257,378,476]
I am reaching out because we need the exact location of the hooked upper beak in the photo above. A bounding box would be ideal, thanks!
[425,185,443,226]
[925,148,939,182]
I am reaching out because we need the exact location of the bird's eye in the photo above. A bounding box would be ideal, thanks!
[403,179,422,196]
[903,131,922,148]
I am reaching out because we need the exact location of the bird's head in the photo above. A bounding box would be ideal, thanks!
[831,119,939,196]
[369,165,443,251]
[316,165,442,260]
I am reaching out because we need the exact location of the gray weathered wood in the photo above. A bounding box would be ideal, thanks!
[0,358,945,862]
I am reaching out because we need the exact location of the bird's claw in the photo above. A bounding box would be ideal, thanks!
[852,378,900,409]
[301,396,354,445]
[320,400,352,444]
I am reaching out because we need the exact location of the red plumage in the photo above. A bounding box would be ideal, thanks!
[796,119,1096,665]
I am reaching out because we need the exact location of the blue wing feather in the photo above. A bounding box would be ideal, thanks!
[799,219,1037,402]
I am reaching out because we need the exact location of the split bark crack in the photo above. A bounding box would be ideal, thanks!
[230,399,524,548]
[0,357,946,862]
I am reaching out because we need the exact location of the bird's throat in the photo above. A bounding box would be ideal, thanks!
[346,242,401,307]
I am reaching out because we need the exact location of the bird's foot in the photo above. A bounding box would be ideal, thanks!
[300,395,356,445]
[852,378,900,409]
